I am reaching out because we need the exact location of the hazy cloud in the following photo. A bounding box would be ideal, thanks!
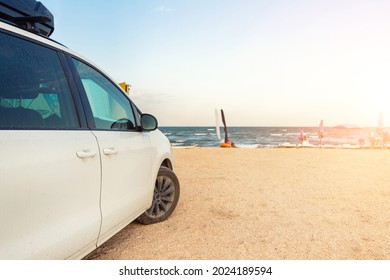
[131,90,175,107]
[156,5,174,13]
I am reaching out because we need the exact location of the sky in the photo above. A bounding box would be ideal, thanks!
[42,0,390,127]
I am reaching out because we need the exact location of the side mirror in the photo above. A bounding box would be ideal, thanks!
[141,114,158,131]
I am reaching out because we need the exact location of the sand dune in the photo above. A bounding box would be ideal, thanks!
[86,148,390,260]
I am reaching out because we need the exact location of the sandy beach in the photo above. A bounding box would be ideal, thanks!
[85,147,390,260]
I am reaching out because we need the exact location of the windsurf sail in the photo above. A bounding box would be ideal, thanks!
[298,129,305,143]
[220,109,234,147]
[215,108,221,141]
[318,120,326,145]
[221,109,229,143]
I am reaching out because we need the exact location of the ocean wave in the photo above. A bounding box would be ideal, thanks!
[171,143,184,146]
[160,126,375,148]
[258,144,279,148]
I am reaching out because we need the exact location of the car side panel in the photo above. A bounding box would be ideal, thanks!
[149,129,175,176]
[0,130,101,259]
[94,130,154,244]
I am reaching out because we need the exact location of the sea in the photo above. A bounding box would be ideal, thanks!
[159,126,379,148]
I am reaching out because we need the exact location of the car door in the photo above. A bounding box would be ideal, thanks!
[0,31,101,259]
[70,58,154,244]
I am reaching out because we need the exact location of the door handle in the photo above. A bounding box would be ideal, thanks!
[76,149,97,158]
[103,147,118,155]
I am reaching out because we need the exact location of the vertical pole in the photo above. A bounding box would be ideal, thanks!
[221,109,228,143]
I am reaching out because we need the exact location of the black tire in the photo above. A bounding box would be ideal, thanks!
[137,166,180,225]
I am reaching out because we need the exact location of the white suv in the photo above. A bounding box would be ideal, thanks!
[0,1,179,259]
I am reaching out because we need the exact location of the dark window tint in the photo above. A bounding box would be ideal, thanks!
[0,32,79,129]
[131,102,141,127]
[72,59,136,131]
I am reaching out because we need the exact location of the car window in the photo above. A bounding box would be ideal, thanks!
[72,59,136,131]
[0,32,79,129]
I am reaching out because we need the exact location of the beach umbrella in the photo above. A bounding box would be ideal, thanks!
[334,123,362,144]
[318,120,326,145]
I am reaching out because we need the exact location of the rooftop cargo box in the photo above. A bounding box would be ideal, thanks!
[0,0,54,37]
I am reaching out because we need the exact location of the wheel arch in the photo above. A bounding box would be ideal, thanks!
[160,158,173,170]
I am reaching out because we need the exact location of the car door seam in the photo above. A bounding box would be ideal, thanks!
[90,130,104,246]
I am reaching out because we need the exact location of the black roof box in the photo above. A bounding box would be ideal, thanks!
[0,0,54,37]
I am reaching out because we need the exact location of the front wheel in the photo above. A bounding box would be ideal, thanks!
[137,167,180,224]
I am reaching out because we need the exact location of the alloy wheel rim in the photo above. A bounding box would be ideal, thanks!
[146,175,175,218]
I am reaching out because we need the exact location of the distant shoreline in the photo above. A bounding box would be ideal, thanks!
[161,126,388,149]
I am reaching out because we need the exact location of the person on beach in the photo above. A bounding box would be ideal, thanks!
[298,130,307,144]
